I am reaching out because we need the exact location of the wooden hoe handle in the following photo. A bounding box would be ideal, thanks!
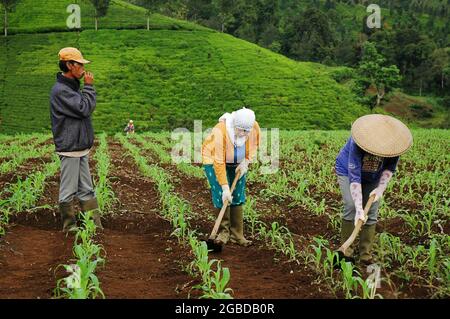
[209,170,242,238]
[339,194,376,255]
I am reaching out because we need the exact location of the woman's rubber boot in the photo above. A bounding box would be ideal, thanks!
[229,205,252,247]
[341,219,355,257]
[359,224,377,265]
[215,206,230,244]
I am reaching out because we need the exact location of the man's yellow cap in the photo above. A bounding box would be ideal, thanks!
[58,47,91,64]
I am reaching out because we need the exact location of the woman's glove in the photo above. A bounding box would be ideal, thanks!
[370,170,393,202]
[350,182,365,226]
[221,185,233,204]
[236,159,249,177]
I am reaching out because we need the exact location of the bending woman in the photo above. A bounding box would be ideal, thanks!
[202,107,260,247]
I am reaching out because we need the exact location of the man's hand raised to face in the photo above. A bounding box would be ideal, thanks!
[84,71,94,85]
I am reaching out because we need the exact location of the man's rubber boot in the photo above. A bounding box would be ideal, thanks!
[215,206,230,244]
[229,205,252,247]
[60,201,77,233]
[80,198,103,230]
[359,224,377,265]
[341,219,355,257]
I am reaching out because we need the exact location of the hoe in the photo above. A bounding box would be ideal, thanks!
[205,170,241,253]
[334,194,376,267]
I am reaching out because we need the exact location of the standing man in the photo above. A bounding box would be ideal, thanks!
[50,47,102,232]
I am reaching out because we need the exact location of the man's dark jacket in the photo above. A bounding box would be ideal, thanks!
[50,72,96,152]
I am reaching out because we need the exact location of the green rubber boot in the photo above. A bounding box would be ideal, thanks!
[341,219,355,257]
[229,205,252,247]
[215,206,230,244]
[359,224,377,265]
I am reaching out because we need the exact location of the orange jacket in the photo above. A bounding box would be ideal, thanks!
[202,121,260,185]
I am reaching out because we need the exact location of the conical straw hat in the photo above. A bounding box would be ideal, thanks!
[351,114,413,157]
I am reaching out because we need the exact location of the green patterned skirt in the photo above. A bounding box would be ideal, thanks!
[204,164,247,208]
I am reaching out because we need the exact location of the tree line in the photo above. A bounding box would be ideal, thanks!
[131,0,449,102]
[2,0,449,106]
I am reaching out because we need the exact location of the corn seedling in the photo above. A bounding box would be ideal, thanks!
[189,238,233,299]
[257,222,298,262]
[55,212,105,299]
[0,207,10,236]
[352,276,382,299]
[306,237,329,270]
[201,262,233,299]
[243,197,262,237]
[340,261,360,299]
[427,238,439,283]
[1,155,59,213]
[94,133,117,213]
[119,134,234,298]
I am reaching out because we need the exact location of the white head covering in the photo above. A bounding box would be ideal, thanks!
[218,107,256,147]
[234,107,255,132]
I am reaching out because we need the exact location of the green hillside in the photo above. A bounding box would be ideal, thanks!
[0,0,368,134]
[5,0,207,33]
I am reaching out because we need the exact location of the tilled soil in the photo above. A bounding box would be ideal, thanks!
[0,168,73,299]
[96,140,194,299]
[0,136,443,299]
[134,136,443,299]
[133,138,335,299]
[0,224,73,299]
[0,157,53,197]
[0,143,195,299]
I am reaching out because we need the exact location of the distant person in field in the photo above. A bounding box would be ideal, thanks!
[335,115,413,265]
[202,107,260,247]
[124,120,135,135]
[50,47,103,232]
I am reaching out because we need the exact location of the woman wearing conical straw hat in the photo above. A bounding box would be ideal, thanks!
[335,115,413,265]
[202,107,260,247]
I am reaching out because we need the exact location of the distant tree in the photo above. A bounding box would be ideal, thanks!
[90,0,110,31]
[414,60,434,96]
[369,30,396,65]
[213,0,235,32]
[138,0,164,30]
[391,18,437,92]
[358,42,401,108]
[154,0,188,19]
[283,7,335,62]
[1,0,20,37]
[233,0,258,42]
[259,23,280,48]
[431,47,450,91]
[334,38,359,66]
[254,0,280,47]
[324,0,336,10]
[186,0,214,21]
[307,0,320,8]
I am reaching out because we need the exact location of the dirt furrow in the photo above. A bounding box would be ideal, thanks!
[132,141,333,299]
[0,153,73,299]
[95,140,193,299]
[0,157,53,196]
